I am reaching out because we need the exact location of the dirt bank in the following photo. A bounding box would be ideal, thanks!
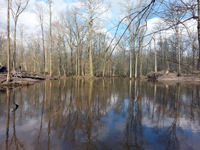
[147,71,200,84]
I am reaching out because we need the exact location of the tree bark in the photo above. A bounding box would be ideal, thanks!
[49,0,53,77]
[89,19,94,77]
[129,20,132,79]
[176,25,181,75]
[154,34,157,73]
[198,0,200,70]
[13,20,17,70]
[7,0,11,82]
[140,38,143,77]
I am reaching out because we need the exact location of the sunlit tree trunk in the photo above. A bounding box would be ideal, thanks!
[89,19,94,77]
[48,0,53,77]
[198,0,200,70]
[154,34,157,73]
[13,20,17,70]
[176,25,181,75]
[135,52,138,78]
[129,21,133,79]
[7,0,11,82]
[135,35,139,79]
[140,38,143,77]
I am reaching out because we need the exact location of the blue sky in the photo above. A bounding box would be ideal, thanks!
[0,0,197,46]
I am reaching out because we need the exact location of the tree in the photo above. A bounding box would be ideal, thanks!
[7,0,11,82]
[154,34,157,73]
[34,2,46,73]
[120,0,135,79]
[197,0,200,70]
[48,0,53,76]
[162,0,186,75]
[77,0,109,77]
[11,0,29,70]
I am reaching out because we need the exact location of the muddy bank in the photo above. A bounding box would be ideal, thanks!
[147,71,200,84]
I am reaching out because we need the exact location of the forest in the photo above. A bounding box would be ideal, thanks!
[0,0,199,79]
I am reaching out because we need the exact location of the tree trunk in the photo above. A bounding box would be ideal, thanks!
[197,0,200,70]
[7,0,11,82]
[13,20,17,70]
[49,0,53,77]
[41,23,46,73]
[89,20,94,77]
[154,34,157,73]
[129,21,132,79]
[140,38,143,77]
[176,25,181,75]
[135,34,139,79]
[135,52,138,78]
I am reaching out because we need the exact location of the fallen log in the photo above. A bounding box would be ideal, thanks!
[20,76,45,80]
[11,70,45,80]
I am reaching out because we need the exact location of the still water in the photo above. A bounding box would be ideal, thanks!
[0,78,200,150]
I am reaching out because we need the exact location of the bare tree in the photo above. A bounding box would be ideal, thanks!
[198,0,200,70]
[77,0,109,77]
[7,0,11,82]
[48,0,53,76]
[11,0,29,70]
[162,0,186,75]
[154,34,157,73]
[18,24,26,71]
[34,2,46,73]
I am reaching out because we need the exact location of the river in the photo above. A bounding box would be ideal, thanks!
[0,78,200,150]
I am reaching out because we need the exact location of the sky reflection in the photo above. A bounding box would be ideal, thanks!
[0,79,200,150]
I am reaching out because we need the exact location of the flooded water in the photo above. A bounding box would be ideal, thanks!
[0,78,200,150]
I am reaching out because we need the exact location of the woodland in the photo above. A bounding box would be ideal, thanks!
[0,0,199,81]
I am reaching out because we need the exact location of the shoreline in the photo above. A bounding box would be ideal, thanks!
[1,72,200,89]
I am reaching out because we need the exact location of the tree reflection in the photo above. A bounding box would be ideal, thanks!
[152,83,156,121]
[121,80,145,150]
[2,79,200,150]
[48,81,52,150]
[6,88,10,150]
[35,81,46,150]
[5,88,24,150]
[157,83,187,150]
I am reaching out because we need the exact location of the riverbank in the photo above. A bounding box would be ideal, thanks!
[147,71,200,84]
[1,71,200,88]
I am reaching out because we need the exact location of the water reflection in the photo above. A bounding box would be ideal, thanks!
[0,79,200,150]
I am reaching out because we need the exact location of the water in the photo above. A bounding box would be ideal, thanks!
[0,78,200,150]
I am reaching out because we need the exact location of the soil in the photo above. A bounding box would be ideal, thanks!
[158,73,200,82]
[147,71,200,84]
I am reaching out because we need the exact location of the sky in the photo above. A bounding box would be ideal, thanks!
[0,0,197,48]
[0,0,122,32]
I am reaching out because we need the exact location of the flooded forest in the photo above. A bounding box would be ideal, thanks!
[0,0,199,78]
[0,0,200,150]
